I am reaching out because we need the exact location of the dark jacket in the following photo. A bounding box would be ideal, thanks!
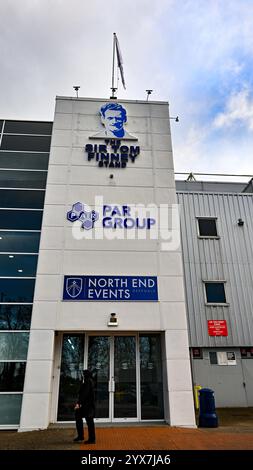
[77,377,95,417]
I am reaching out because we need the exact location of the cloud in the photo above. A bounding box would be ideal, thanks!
[213,87,253,131]
[1,0,253,180]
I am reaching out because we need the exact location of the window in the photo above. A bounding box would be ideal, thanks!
[198,218,218,237]
[139,334,164,420]
[192,348,203,359]
[0,362,26,391]
[0,231,40,253]
[0,305,32,330]
[0,189,45,209]
[0,254,38,277]
[0,279,35,302]
[0,332,29,360]
[0,152,49,170]
[1,135,51,152]
[3,120,52,135]
[0,170,47,189]
[0,394,23,425]
[240,348,253,359]
[209,351,236,365]
[205,282,226,304]
[0,210,42,230]
[209,351,218,364]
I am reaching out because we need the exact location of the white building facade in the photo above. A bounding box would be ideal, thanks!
[19,97,195,430]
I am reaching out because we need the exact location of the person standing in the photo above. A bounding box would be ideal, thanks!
[73,369,96,444]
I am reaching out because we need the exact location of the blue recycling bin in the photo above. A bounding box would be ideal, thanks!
[198,388,218,428]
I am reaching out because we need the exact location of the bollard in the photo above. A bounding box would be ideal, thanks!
[194,385,202,410]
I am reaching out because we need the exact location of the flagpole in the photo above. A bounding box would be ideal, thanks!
[111,33,117,98]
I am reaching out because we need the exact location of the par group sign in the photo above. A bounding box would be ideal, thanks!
[63,276,158,301]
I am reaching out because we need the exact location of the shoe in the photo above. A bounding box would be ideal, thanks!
[73,436,84,442]
[84,440,96,444]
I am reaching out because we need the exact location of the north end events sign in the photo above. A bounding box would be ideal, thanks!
[208,320,228,337]
[63,276,158,301]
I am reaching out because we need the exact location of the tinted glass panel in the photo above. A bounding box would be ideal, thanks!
[0,232,40,253]
[88,336,110,419]
[0,121,3,132]
[0,210,42,230]
[140,335,164,419]
[4,121,52,135]
[0,189,45,209]
[0,362,26,391]
[0,254,38,277]
[57,334,84,421]
[1,135,51,152]
[198,219,217,237]
[0,152,49,170]
[0,394,22,425]
[0,304,32,330]
[205,283,226,303]
[240,348,253,359]
[0,279,35,302]
[209,352,218,364]
[0,170,47,189]
[0,332,29,360]
[114,336,137,418]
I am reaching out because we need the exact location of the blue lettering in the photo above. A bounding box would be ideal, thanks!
[147,218,156,229]
[103,205,112,215]
[113,218,123,228]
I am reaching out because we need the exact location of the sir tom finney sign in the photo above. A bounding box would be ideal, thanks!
[63,276,158,301]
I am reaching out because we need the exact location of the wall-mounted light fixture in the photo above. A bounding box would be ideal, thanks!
[108,312,118,327]
[238,218,244,226]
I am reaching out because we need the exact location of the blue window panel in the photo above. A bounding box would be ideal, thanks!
[0,279,35,302]
[4,121,52,135]
[0,210,42,230]
[205,283,226,303]
[0,332,29,360]
[0,362,26,392]
[1,135,51,152]
[0,394,23,425]
[0,254,38,277]
[0,189,45,209]
[0,232,40,253]
[0,304,32,330]
[0,170,47,189]
[0,152,49,170]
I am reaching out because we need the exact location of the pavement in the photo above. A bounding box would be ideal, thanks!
[0,408,253,450]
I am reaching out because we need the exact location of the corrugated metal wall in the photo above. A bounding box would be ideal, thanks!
[177,191,253,347]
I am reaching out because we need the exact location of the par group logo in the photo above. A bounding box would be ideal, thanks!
[66,196,181,251]
[67,202,99,230]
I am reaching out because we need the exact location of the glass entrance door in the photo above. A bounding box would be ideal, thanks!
[113,336,137,419]
[57,333,163,422]
[87,335,137,421]
[87,336,110,419]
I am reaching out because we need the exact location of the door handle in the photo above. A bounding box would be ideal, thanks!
[108,380,115,392]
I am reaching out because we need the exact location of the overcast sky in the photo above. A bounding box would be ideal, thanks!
[1,0,253,180]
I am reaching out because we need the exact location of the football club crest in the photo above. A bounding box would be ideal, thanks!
[66,277,83,298]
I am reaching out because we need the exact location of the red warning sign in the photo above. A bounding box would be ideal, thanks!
[208,320,228,336]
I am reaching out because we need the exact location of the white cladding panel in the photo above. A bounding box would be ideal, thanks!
[20,97,195,430]
[36,97,187,332]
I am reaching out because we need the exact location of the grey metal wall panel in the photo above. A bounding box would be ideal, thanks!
[192,348,247,407]
[177,192,253,347]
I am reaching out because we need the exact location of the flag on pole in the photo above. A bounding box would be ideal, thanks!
[115,34,126,89]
